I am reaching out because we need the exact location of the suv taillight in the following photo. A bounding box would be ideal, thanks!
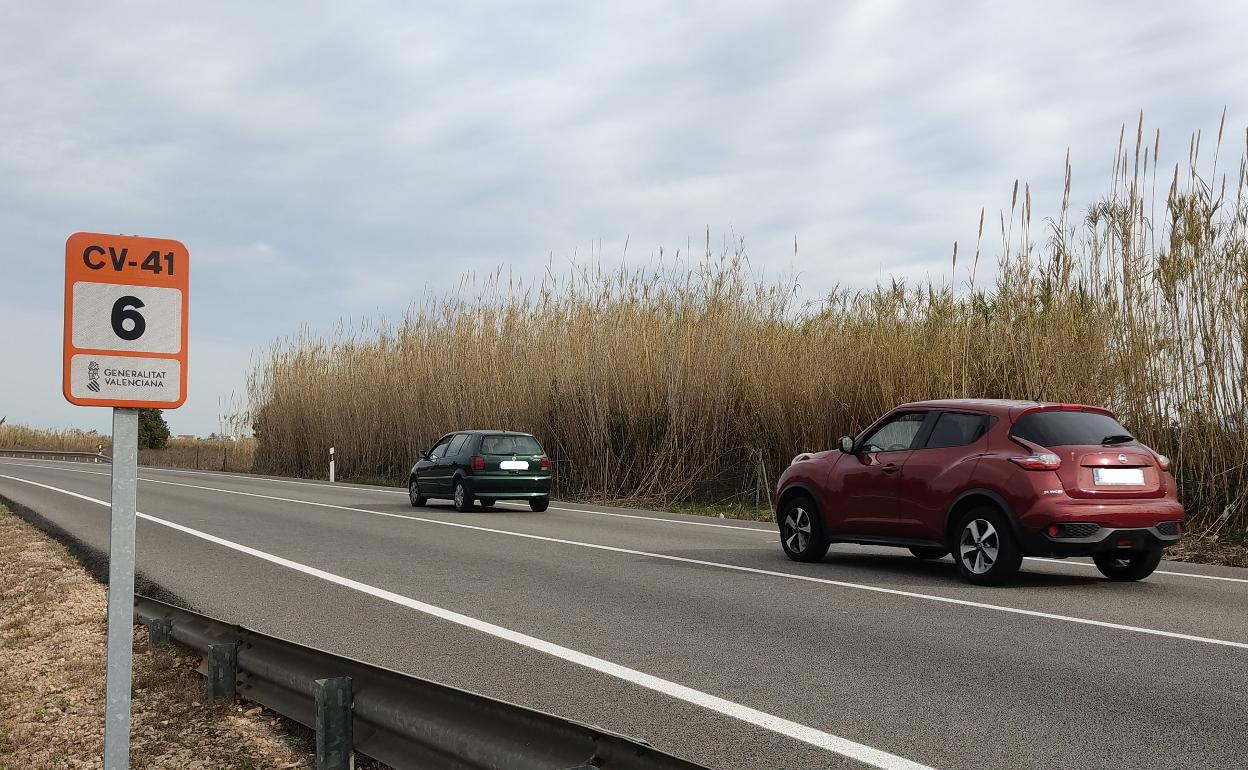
[471,455,485,471]
[1156,454,1171,472]
[540,457,550,471]
[1009,452,1061,470]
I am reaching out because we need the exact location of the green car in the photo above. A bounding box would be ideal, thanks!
[408,430,552,512]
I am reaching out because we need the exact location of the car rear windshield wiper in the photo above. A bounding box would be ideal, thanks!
[1101,434,1135,445]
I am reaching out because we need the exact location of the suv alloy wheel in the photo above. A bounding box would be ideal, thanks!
[779,496,830,563]
[953,507,1022,585]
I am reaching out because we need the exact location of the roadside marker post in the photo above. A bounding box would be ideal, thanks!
[64,232,189,770]
[330,446,335,483]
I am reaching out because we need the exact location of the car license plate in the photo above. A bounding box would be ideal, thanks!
[1093,467,1144,485]
[500,460,529,470]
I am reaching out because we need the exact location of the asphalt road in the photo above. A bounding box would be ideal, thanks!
[1,458,1245,770]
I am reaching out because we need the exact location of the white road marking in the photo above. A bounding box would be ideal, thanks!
[3,458,774,534]
[1025,556,1248,584]
[0,472,936,770]
[3,463,1245,649]
[495,500,773,533]
[11,459,1244,582]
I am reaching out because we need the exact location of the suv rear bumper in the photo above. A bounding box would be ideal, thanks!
[1020,525,1181,556]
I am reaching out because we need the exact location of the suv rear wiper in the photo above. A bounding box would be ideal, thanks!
[1101,434,1135,445]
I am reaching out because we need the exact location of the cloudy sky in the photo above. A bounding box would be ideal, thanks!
[2,1,1245,436]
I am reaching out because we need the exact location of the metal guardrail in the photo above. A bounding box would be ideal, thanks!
[134,596,711,770]
[0,448,111,463]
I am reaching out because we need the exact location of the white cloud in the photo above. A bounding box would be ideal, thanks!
[1,0,1245,433]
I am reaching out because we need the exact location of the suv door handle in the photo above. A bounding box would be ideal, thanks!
[881,463,900,474]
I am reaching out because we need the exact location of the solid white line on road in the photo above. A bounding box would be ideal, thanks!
[3,462,1245,649]
[1025,556,1248,584]
[494,500,774,533]
[0,472,937,770]
[2,458,775,535]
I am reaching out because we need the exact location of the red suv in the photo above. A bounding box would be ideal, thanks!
[774,400,1184,585]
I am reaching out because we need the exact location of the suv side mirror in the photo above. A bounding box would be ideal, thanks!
[838,436,855,454]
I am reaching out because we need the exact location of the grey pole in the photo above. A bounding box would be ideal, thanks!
[103,407,139,770]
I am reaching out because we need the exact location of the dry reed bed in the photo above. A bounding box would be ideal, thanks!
[249,119,1246,536]
[0,426,256,474]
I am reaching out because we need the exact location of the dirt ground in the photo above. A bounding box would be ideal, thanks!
[0,506,322,770]
[1164,535,1248,568]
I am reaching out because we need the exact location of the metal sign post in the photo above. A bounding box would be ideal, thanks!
[103,407,139,769]
[63,232,189,770]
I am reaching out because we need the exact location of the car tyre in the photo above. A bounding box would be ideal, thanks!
[408,479,427,508]
[952,507,1022,585]
[478,498,496,509]
[909,546,948,560]
[453,480,474,512]
[779,495,830,563]
[530,496,549,512]
[1092,547,1163,581]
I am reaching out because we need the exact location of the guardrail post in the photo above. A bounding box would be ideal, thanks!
[207,643,237,701]
[314,677,353,770]
[146,618,172,647]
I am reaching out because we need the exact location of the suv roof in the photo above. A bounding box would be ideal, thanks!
[449,429,536,436]
[894,399,1111,418]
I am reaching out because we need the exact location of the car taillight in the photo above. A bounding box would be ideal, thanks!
[1156,454,1171,472]
[1009,452,1061,470]
[471,455,485,471]
[540,457,550,470]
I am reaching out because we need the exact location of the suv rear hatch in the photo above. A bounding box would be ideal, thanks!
[1010,407,1163,499]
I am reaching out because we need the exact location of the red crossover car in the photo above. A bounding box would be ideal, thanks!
[774,400,1184,585]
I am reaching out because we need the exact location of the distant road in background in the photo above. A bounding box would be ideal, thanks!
[1,458,1245,770]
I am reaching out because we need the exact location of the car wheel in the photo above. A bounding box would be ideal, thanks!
[478,498,496,509]
[779,496,830,563]
[953,507,1022,585]
[1092,548,1163,581]
[408,480,427,508]
[909,546,948,560]
[453,480,474,512]
[529,496,549,512]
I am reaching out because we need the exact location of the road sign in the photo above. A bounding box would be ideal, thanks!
[63,232,188,770]
[63,232,189,408]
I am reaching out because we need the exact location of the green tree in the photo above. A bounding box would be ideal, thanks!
[137,409,170,449]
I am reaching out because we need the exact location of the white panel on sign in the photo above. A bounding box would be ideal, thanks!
[69,354,182,404]
[71,282,183,354]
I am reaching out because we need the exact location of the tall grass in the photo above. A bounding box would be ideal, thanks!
[249,118,1248,536]
[0,424,256,473]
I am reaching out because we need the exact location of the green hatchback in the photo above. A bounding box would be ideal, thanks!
[408,430,552,512]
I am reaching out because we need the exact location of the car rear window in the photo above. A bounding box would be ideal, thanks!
[1010,410,1132,447]
[481,435,544,455]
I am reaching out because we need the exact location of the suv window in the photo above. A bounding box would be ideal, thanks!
[860,412,926,452]
[445,434,469,457]
[481,435,543,455]
[1010,410,1132,447]
[925,412,990,449]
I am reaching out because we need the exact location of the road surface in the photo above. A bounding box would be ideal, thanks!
[0,458,1244,770]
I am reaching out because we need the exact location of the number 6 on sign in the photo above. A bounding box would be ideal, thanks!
[63,232,189,409]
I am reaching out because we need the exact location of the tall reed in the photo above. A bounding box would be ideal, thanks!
[249,119,1248,536]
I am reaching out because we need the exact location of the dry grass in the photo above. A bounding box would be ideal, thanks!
[0,426,256,473]
[0,506,313,770]
[246,117,1246,539]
